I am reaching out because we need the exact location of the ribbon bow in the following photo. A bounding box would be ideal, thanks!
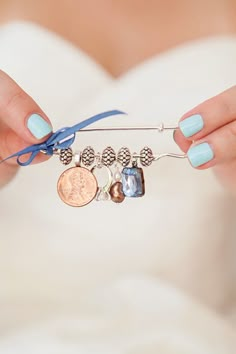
[0,110,125,166]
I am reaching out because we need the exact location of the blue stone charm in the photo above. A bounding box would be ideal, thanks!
[121,167,145,197]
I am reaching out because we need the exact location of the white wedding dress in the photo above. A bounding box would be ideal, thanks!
[0,21,235,353]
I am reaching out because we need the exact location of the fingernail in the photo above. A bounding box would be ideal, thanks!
[173,129,177,142]
[179,114,204,138]
[27,113,52,139]
[187,142,214,167]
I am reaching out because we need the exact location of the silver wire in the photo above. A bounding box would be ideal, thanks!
[78,125,178,132]
[154,153,187,161]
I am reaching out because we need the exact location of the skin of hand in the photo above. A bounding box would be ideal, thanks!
[174,85,236,195]
[0,70,53,188]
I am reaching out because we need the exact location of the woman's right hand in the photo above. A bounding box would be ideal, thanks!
[0,70,53,188]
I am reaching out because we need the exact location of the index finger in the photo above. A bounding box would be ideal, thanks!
[177,85,236,140]
[0,70,52,143]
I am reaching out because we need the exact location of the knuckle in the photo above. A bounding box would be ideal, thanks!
[228,121,236,137]
[2,89,27,113]
[0,128,12,157]
[0,71,29,114]
[0,70,12,88]
[215,88,236,118]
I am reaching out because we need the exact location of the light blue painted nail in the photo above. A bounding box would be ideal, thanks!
[187,142,214,167]
[179,114,204,137]
[27,114,52,139]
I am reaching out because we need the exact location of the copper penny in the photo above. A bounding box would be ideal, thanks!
[57,167,98,207]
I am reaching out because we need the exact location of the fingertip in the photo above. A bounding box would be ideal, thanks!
[178,114,204,139]
[186,142,215,169]
[26,113,53,140]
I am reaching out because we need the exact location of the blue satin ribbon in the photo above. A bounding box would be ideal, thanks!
[0,110,125,166]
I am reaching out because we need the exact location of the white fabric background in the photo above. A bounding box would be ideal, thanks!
[0,21,235,353]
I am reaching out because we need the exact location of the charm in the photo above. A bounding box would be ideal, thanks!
[96,188,110,201]
[109,182,125,203]
[59,148,73,165]
[57,152,98,207]
[81,146,95,167]
[109,163,125,203]
[140,146,154,166]
[102,146,116,166]
[91,163,113,202]
[117,147,131,167]
[121,165,145,197]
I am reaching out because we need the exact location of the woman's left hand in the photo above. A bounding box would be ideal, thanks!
[174,85,236,194]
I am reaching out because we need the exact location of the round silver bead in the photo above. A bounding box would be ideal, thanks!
[102,146,116,166]
[59,148,73,165]
[81,146,95,166]
[140,146,154,166]
[117,147,131,167]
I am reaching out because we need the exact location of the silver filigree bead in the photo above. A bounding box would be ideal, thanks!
[59,148,73,165]
[140,146,154,166]
[82,146,95,166]
[102,146,116,166]
[117,147,131,167]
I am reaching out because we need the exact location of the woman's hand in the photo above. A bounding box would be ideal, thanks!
[174,85,236,194]
[0,70,53,187]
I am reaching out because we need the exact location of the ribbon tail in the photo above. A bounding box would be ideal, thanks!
[0,151,22,165]
[0,143,48,166]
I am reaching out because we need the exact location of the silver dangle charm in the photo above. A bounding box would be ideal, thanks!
[140,146,154,166]
[81,146,95,166]
[59,148,73,165]
[102,146,116,166]
[117,147,131,167]
[91,162,113,202]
